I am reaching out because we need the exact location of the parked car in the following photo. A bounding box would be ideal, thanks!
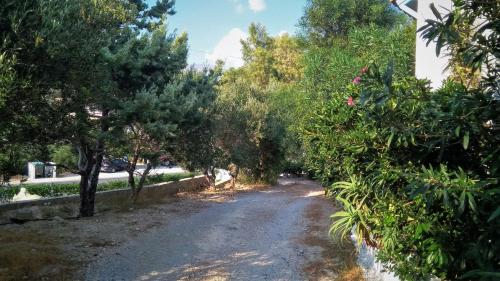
[159,155,176,168]
[101,158,128,173]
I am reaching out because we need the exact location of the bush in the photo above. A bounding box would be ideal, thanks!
[0,144,43,183]
[145,172,196,185]
[48,144,78,173]
[301,2,500,278]
[317,64,499,280]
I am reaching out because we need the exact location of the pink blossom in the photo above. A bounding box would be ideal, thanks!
[347,96,355,106]
[352,76,361,84]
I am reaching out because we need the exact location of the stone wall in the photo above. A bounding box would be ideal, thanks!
[0,176,229,224]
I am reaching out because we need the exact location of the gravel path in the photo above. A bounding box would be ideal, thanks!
[85,179,359,281]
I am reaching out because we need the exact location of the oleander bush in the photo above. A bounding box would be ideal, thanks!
[325,65,499,280]
[303,1,500,280]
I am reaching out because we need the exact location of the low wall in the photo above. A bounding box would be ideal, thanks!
[0,176,229,224]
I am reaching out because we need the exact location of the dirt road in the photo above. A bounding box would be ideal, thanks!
[85,179,361,281]
[0,178,361,280]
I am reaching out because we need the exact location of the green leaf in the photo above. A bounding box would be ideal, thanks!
[429,3,443,21]
[387,131,394,148]
[467,193,477,214]
[463,131,469,150]
[442,190,450,207]
[459,191,466,215]
[383,61,394,87]
[454,126,460,137]
[487,207,500,223]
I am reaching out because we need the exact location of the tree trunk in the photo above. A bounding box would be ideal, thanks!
[79,109,109,217]
[127,145,140,192]
[132,161,152,203]
[78,143,94,217]
[210,166,216,189]
[204,166,216,189]
[86,138,105,216]
[230,165,239,190]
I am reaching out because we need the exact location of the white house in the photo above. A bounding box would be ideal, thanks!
[392,0,453,89]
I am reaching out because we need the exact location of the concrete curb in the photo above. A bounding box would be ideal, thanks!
[0,176,231,224]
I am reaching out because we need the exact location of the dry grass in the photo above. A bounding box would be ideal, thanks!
[177,183,271,203]
[336,266,365,281]
[299,202,366,281]
[0,230,75,281]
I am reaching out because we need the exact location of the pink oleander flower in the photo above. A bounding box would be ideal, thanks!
[347,96,355,106]
[361,67,368,74]
[352,76,361,84]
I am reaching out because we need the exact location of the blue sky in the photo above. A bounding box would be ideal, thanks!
[147,0,306,68]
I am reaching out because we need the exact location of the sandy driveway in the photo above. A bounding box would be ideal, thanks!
[0,178,362,281]
[85,178,361,281]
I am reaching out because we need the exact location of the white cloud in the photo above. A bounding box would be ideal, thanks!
[278,30,289,37]
[248,0,266,12]
[206,28,248,69]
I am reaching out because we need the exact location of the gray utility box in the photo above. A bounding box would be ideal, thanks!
[44,162,57,178]
[28,162,57,180]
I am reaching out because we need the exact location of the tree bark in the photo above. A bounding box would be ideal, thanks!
[210,166,216,189]
[204,166,216,189]
[79,109,109,217]
[127,144,140,191]
[132,161,152,203]
[78,143,94,217]
[230,165,239,190]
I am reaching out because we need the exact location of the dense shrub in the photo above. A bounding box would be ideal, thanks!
[326,65,499,280]
[303,1,500,279]
[300,24,416,185]
[48,144,78,173]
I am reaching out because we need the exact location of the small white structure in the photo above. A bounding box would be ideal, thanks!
[12,187,42,202]
[393,0,453,89]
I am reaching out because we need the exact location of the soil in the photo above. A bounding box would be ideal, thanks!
[0,178,363,281]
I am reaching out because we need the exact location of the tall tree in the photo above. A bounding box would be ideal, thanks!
[69,0,179,216]
[104,22,188,201]
[299,0,404,46]
[42,0,135,217]
[169,65,223,187]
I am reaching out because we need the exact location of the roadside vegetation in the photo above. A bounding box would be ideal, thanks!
[0,172,195,203]
[297,1,499,280]
[0,0,498,280]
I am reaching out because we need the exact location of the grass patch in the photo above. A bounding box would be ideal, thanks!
[0,172,196,203]
[0,230,75,281]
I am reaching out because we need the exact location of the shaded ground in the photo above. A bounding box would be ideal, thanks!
[0,178,363,281]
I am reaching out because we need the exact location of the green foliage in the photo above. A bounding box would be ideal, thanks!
[216,67,287,183]
[299,0,405,45]
[215,25,305,183]
[145,172,196,185]
[0,144,43,183]
[0,0,210,215]
[48,144,77,172]
[170,66,223,175]
[300,24,416,185]
[300,1,499,279]
[316,62,499,280]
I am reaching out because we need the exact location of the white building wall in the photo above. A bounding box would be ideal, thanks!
[414,0,453,89]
